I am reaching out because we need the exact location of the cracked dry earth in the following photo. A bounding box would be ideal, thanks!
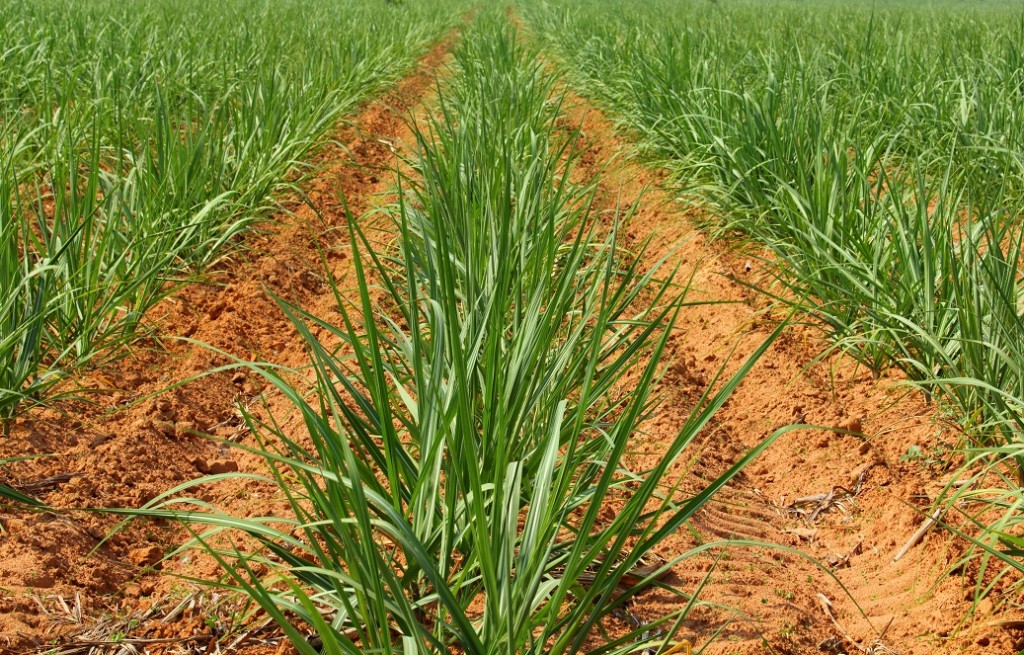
[1,29,1021,655]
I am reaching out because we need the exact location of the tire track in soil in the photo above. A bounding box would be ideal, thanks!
[557,95,1018,654]
[0,32,456,655]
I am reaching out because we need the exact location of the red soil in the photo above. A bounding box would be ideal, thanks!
[560,98,1023,655]
[1,32,1021,655]
[0,37,448,655]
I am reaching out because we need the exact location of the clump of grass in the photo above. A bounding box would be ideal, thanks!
[0,141,64,433]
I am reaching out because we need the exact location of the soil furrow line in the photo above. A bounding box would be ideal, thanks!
[0,32,456,653]
[557,92,980,654]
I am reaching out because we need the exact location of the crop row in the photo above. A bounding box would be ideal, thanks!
[524,0,1024,598]
[126,11,782,653]
[0,0,458,429]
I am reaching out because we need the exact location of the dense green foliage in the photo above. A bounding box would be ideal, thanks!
[0,0,457,425]
[523,0,1024,597]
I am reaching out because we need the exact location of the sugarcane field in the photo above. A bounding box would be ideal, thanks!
[3,1,1024,653]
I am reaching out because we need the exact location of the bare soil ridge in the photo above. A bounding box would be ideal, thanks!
[558,96,1016,654]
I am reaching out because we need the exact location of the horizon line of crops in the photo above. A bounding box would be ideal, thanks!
[522,0,1024,605]
[120,11,787,653]
[0,0,463,433]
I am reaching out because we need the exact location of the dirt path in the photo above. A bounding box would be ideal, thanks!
[559,98,1015,654]
[0,37,450,655]
[1,21,1017,655]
